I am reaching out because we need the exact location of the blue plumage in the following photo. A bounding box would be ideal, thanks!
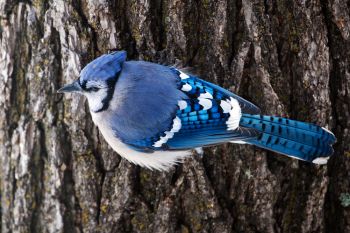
[80,51,126,84]
[58,51,336,170]
[115,67,259,151]
[109,60,187,147]
[240,114,335,161]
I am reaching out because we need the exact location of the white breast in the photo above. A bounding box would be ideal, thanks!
[90,112,191,171]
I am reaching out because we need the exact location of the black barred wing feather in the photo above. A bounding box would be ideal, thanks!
[166,98,259,150]
[164,68,260,150]
[170,68,260,114]
[121,67,260,151]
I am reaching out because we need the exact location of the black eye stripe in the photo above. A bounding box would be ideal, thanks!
[80,80,104,92]
[86,86,99,92]
[80,80,87,90]
[95,71,121,113]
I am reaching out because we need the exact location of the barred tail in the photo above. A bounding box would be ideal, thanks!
[239,114,336,164]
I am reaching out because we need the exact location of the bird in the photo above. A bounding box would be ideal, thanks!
[58,51,336,171]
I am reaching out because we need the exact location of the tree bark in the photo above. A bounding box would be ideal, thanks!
[0,0,349,232]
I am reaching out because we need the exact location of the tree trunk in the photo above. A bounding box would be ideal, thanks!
[0,0,349,232]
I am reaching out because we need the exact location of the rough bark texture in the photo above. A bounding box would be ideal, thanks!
[0,0,349,232]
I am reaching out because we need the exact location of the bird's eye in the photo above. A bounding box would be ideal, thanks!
[86,87,99,92]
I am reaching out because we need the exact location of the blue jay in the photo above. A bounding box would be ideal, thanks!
[58,51,336,170]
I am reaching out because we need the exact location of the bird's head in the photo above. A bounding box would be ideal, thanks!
[58,51,127,113]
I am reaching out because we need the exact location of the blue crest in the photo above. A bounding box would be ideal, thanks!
[79,51,127,83]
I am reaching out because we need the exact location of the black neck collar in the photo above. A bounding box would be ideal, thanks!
[94,71,121,113]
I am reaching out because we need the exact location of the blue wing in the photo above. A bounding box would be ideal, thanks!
[110,61,187,149]
[165,97,259,150]
[165,68,260,149]
[113,65,260,151]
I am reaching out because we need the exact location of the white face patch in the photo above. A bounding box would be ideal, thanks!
[153,116,182,148]
[84,88,109,112]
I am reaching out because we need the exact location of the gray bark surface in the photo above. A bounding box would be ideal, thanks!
[0,0,349,232]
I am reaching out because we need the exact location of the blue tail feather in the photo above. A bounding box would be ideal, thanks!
[239,114,336,163]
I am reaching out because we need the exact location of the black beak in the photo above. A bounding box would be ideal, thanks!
[57,80,82,93]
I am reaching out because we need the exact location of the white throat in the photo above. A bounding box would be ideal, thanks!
[85,88,109,112]
[90,111,191,171]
